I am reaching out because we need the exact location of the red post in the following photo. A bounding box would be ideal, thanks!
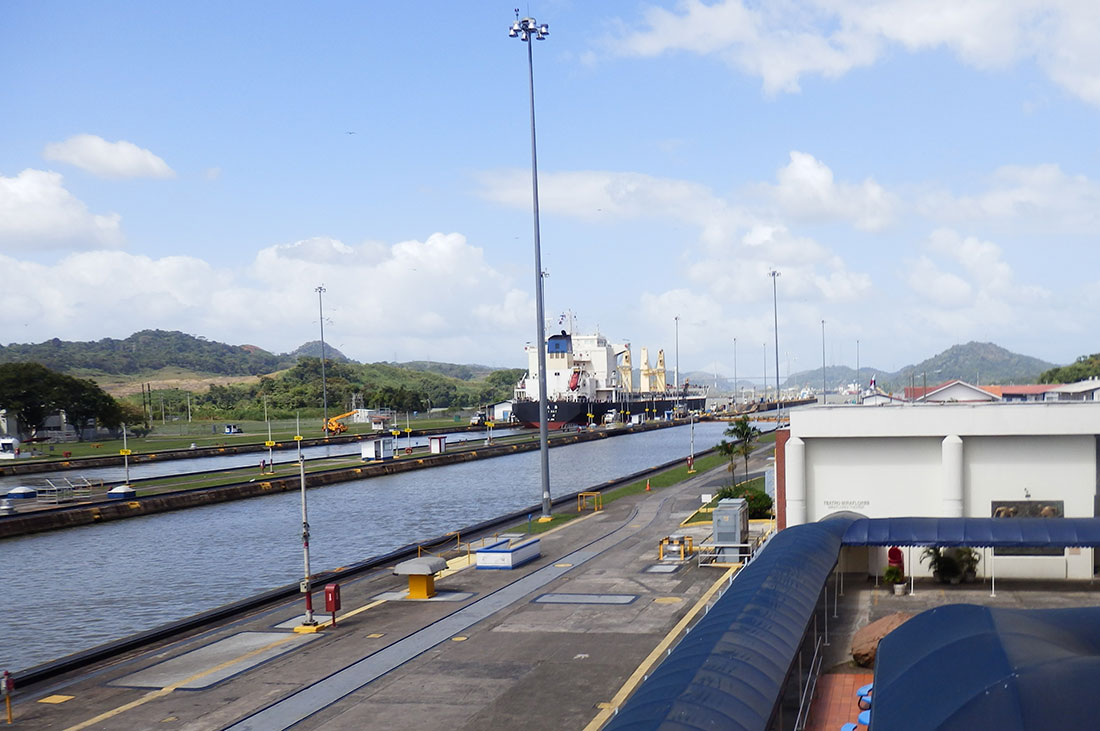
[3,670,13,724]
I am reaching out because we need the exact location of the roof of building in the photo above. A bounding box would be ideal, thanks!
[1048,378,1100,394]
[917,379,1000,402]
[981,384,1058,396]
[872,604,1100,730]
[841,517,1100,547]
[610,516,1100,728]
[605,515,856,730]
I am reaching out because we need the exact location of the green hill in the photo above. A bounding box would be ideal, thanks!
[0,330,357,377]
[784,342,1057,392]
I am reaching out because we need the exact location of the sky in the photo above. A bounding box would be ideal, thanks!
[3,1,1100,382]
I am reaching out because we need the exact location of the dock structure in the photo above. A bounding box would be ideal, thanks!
[8,456,763,730]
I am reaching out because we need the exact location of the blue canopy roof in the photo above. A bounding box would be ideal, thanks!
[842,517,1100,547]
[604,515,857,730]
[872,604,1100,730]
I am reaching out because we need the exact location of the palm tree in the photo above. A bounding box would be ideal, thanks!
[725,416,760,485]
[715,439,737,483]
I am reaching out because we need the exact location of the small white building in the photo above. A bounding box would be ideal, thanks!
[1046,378,1100,402]
[489,401,513,423]
[0,436,20,460]
[780,401,1100,580]
[917,379,999,403]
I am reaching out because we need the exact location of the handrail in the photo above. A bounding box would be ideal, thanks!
[793,634,825,730]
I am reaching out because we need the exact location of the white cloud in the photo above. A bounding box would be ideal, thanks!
[478,168,728,224]
[43,134,175,179]
[0,169,123,250]
[903,228,1051,335]
[0,233,530,364]
[922,163,1100,234]
[766,151,897,231]
[604,0,1100,106]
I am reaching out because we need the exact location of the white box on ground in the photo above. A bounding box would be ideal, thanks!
[476,538,541,569]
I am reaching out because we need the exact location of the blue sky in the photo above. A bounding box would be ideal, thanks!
[3,1,1099,381]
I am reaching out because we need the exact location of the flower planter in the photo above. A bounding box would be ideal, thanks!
[892,582,906,596]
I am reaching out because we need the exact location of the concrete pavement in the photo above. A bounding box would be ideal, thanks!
[9,452,771,730]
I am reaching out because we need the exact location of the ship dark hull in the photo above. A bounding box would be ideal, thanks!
[512,396,707,429]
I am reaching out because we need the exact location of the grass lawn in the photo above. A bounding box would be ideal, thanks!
[504,450,733,535]
[681,476,767,525]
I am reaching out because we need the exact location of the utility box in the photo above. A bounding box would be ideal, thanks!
[713,498,749,562]
[361,437,394,461]
[429,435,446,454]
[324,583,341,612]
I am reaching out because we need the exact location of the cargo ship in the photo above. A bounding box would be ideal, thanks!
[512,328,706,429]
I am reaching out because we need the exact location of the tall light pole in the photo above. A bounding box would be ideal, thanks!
[674,315,680,390]
[821,319,827,402]
[856,339,861,404]
[509,13,553,521]
[733,337,737,406]
[295,413,315,626]
[316,285,329,437]
[762,343,767,403]
[769,270,780,420]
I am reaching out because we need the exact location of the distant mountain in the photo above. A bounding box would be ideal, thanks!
[782,342,1058,392]
[0,332,519,388]
[286,341,352,364]
[0,330,287,376]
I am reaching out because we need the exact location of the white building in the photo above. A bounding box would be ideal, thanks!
[780,402,1100,579]
[1046,378,1100,401]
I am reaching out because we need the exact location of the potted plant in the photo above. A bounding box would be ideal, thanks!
[883,565,906,595]
[953,547,981,583]
[921,546,980,584]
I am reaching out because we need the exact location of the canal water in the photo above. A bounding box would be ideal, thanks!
[1,422,736,673]
[0,428,525,490]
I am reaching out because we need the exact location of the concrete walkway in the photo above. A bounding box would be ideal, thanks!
[10,453,771,730]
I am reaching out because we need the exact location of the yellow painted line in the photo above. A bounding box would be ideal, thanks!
[555,563,573,568]
[63,634,298,731]
[450,636,468,642]
[37,695,74,704]
[367,633,384,639]
[653,597,682,604]
[583,566,739,730]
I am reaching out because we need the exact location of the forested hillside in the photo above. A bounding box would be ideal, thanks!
[1039,353,1100,383]
[187,359,524,419]
[0,330,287,375]
[784,341,1056,391]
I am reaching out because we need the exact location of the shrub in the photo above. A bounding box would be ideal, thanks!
[883,565,904,584]
[714,484,773,519]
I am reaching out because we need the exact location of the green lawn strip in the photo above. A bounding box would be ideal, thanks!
[499,451,729,535]
[682,475,767,525]
[759,431,776,444]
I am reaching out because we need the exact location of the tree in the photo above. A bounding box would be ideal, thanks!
[52,376,122,439]
[0,362,57,436]
[0,362,123,439]
[715,439,738,480]
[725,416,761,485]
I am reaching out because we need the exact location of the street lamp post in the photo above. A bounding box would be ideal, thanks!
[733,337,737,407]
[509,14,553,521]
[316,285,329,437]
[821,319,827,402]
[856,339,861,403]
[295,413,315,626]
[769,270,780,422]
[674,315,680,390]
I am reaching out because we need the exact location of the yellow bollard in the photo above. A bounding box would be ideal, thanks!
[407,574,436,600]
